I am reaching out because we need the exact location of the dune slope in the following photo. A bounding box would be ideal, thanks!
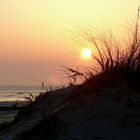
[1,76,140,140]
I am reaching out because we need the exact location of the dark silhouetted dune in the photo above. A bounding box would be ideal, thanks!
[1,75,140,140]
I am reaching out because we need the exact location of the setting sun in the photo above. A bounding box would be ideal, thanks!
[81,48,92,59]
[0,0,138,85]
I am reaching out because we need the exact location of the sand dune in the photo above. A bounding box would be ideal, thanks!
[1,78,140,140]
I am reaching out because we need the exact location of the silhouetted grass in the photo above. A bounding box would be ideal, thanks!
[65,7,140,92]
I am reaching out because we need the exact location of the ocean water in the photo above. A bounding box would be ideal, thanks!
[0,85,45,124]
[0,85,45,102]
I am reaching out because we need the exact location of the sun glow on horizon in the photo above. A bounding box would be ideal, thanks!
[0,0,138,85]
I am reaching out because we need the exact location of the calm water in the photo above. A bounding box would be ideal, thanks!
[0,85,45,102]
[0,85,45,124]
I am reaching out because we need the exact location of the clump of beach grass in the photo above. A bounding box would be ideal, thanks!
[65,7,140,91]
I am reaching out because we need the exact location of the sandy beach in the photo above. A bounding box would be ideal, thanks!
[1,82,140,140]
[0,101,28,124]
[0,111,17,124]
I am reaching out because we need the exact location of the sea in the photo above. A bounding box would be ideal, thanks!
[0,85,46,102]
[0,85,46,124]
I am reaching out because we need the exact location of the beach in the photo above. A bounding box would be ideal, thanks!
[0,110,17,124]
[0,101,26,124]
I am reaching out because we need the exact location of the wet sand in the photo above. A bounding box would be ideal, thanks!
[0,111,17,124]
[0,101,27,124]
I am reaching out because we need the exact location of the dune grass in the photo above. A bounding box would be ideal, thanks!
[65,7,140,91]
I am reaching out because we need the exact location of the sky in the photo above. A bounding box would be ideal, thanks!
[0,0,139,85]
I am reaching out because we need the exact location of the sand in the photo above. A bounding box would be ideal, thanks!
[1,85,140,140]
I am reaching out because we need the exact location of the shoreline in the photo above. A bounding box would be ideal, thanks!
[0,110,18,124]
[0,101,27,107]
[0,101,25,124]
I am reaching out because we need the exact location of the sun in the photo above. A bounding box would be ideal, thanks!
[81,48,92,59]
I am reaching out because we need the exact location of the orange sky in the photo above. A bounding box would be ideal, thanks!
[0,0,139,85]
